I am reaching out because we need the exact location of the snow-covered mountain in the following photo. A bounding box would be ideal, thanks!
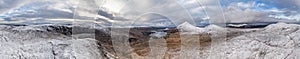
[177,22,207,33]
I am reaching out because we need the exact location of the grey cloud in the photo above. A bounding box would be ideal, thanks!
[0,0,22,14]
[98,10,114,20]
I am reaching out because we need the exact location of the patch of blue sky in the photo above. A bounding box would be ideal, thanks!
[220,0,278,11]
[0,15,7,19]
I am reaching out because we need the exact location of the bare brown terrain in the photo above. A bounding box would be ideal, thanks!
[95,27,215,59]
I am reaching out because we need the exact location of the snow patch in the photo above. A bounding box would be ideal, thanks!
[177,22,207,33]
[150,32,167,39]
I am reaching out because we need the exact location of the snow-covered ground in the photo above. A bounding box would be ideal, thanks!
[0,22,299,59]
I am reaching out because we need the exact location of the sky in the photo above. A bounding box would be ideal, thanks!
[0,0,299,27]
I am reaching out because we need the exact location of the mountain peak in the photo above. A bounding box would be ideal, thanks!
[177,22,206,33]
[178,22,193,27]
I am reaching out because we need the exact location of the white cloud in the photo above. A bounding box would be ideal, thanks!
[219,8,267,23]
[207,0,300,23]
[101,0,127,13]
[236,2,254,8]
[0,0,3,4]
[269,14,300,21]
[48,0,78,13]
[100,0,207,26]
[263,8,285,13]
[190,6,206,14]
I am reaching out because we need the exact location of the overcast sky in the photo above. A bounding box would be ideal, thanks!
[0,0,299,26]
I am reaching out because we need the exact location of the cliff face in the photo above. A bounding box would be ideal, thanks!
[0,23,300,59]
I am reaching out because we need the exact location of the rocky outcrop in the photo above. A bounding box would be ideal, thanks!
[224,23,300,59]
[0,25,102,59]
[0,22,300,59]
